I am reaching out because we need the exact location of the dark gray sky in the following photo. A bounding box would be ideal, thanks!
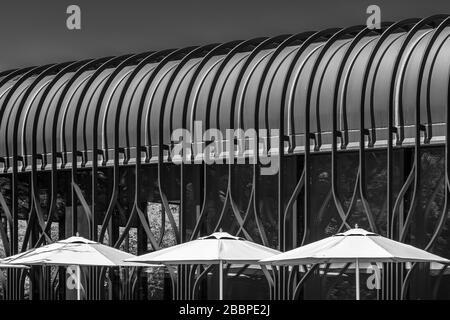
[1,0,450,71]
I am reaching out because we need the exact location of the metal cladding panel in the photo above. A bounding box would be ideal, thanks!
[238,50,272,131]
[0,73,13,83]
[193,55,226,131]
[310,39,351,136]
[290,43,323,135]
[147,60,179,147]
[368,34,405,131]
[343,36,379,132]
[29,73,75,159]
[19,75,57,162]
[186,55,225,133]
[59,70,95,155]
[0,87,10,106]
[165,57,203,141]
[337,36,377,133]
[0,82,14,102]
[261,46,299,134]
[429,31,450,128]
[265,45,307,145]
[99,65,135,157]
[211,52,249,132]
[0,23,450,170]
[0,81,15,171]
[78,69,114,155]
[121,63,158,154]
[0,76,37,163]
[400,30,433,128]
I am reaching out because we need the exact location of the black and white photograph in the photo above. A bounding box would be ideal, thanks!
[0,0,450,314]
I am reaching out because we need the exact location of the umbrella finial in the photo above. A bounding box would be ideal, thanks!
[76,232,79,237]
[354,224,359,229]
[219,228,223,232]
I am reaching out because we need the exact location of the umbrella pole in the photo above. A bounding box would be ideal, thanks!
[355,259,360,300]
[77,265,81,301]
[219,260,223,300]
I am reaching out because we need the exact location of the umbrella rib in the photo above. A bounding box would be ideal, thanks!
[7,243,69,264]
[266,237,338,264]
[218,240,222,262]
[237,242,280,263]
[131,241,202,264]
[93,244,146,266]
[92,245,120,266]
[4,249,37,263]
[365,236,396,261]
[305,236,345,261]
[368,236,448,263]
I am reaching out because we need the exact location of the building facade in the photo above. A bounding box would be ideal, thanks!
[1,15,450,299]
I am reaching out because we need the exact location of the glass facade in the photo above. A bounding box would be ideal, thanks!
[1,146,449,300]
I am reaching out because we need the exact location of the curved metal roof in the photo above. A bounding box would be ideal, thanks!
[1,16,450,172]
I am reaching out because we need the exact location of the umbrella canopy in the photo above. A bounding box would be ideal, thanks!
[259,227,450,265]
[126,231,280,300]
[0,264,29,269]
[0,236,149,300]
[259,227,450,300]
[1,236,149,267]
[126,231,281,265]
[316,262,450,274]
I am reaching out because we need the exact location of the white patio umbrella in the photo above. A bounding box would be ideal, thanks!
[259,226,450,300]
[125,231,281,300]
[1,236,149,300]
[406,262,450,275]
[0,264,30,269]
